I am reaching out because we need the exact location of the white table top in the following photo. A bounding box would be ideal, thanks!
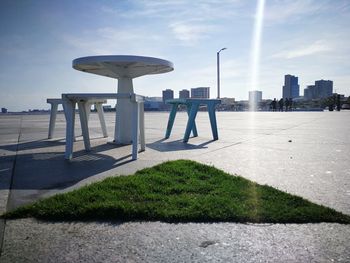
[72,55,174,79]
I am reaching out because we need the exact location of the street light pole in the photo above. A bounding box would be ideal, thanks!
[217,47,227,99]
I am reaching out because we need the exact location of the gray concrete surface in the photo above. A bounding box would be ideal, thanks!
[0,111,349,262]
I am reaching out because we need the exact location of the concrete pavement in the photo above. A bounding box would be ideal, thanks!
[0,111,349,262]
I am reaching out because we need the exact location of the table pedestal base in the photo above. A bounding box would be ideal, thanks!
[115,77,134,144]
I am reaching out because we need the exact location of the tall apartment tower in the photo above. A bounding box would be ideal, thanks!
[303,80,333,100]
[315,80,333,98]
[282,74,300,99]
[179,89,190,99]
[191,87,210,98]
[304,85,316,100]
[162,89,174,102]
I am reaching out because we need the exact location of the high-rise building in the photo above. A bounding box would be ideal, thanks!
[304,85,316,100]
[315,80,333,98]
[162,89,174,102]
[191,87,210,98]
[179,89,190,99]
[303,80,333,100]
[282,74,300,99]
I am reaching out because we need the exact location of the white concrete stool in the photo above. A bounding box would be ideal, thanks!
[47,98,108,139]
[61,93,145,160]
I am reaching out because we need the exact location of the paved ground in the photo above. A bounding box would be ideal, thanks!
[0,111,349,262]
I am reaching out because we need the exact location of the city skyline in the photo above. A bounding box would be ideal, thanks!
[1,0,350,111]
[163,75,336,101]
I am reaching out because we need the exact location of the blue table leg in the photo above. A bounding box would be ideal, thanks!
[184,102,199,142]
[165,103,178,139]
[186,104,198,137]
[208,102,218,140]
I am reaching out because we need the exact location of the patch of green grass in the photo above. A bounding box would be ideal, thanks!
[2,160,350,224]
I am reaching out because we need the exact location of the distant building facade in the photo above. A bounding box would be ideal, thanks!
[248,90,262,111]
[282,74,300,99]
[179,89,190,99]
[304,85,316,100]
[217,97,236,111]
[221,97,235,104]
[315,80,333,98]
[303,80,333,100]
[162,89,174,102]
[249,90,262,104]
[1,108,7,113]
[144,97,163,111]
[191,87,210,98]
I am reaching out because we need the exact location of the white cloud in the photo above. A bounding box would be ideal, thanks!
[61,27,167,56]
[101,0,241,23]
[169,22,215,45]
[272,40,332,59]
[97,27,162,42]
[99,0,244,46]
[264,0,327,23]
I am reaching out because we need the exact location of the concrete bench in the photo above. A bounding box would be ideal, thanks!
[47,98,107,140]
[165,98,221,142]
[61,93,145,160]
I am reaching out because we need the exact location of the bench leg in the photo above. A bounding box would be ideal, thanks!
[184,103,199,143]
[165,103,178,139]
[96,102,108,138]
[208,103,219,140]
[48,102,58,139]
[186,104,198,137]
[62,99,75,160]
[78,101,91,151]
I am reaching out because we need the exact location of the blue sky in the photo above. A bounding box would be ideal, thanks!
[1,0,349,111]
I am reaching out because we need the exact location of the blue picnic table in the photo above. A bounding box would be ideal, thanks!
[165,98,221,142]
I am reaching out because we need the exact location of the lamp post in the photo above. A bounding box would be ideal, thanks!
[217,47,227,99]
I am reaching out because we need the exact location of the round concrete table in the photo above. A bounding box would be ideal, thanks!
[73,55,174,144]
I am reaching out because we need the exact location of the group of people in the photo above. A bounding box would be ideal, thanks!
[270,98,293,112]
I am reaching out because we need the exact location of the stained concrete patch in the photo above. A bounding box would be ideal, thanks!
[1,219,350,263]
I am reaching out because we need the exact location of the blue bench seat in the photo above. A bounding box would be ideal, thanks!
[165,98,221,142]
